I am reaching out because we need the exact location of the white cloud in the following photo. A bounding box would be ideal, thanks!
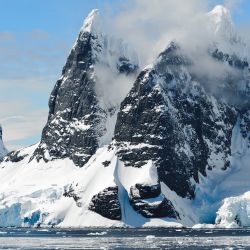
[100,0,249,66]
[94,63,136,109]
[104,0,210,67]
[0,108,48,151]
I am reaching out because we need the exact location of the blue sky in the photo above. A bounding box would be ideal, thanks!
[0,0,250,150]
[211,0,250,24]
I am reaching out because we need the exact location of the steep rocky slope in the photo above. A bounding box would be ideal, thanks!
[114,42,237,200]
[30,10,138,167]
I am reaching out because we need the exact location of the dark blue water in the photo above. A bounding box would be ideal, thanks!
[0,228,250,249]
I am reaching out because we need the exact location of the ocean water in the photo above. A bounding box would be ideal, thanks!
[0,228,250,249]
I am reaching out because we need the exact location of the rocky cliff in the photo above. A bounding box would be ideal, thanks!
[30,10,138,167]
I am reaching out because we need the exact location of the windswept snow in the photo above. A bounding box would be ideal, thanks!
[208,5,234,38]
[80,9,99,33]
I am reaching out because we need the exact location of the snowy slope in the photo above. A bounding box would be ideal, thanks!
[208,5,250,63]
[0,144,183,228]
[0,145,117,227]
[208,5,235,41]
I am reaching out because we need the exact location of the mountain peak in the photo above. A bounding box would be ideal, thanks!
[80,9,100,33]
[208,5,236,42]
[208,5,232,26]
[210,5,230,16]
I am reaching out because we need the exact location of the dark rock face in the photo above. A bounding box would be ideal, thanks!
[118,57,138,74]
[130,197,178,218]
[30,31,103,166]
[4,150,28,163]
[89,186,121,220]
[129,183,178,218]
[102,160,111,167]
[130,183,161,199]
[63,184,81,202]
[212,48,249,69]
[114,42,237,199]
[30,12,138,167]
[239,109,250,141]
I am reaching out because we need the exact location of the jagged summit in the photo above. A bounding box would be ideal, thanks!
[209,5,230,18]
[28,9,139,167]
[80,9,99,34]
[155,41,191,69]
[0,125,8,160]
[208,5,232,26]
[208,5,236,43]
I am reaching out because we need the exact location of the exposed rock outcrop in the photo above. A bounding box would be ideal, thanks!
[89,186,121,220]
[129,183,178,218]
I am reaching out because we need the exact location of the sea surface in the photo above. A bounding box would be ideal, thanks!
[0,228,250,249]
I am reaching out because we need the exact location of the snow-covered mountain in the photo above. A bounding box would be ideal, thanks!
[0,126,8,159]
[208,5,236,41]
[1,6,250,228]
[29,9,139,167]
